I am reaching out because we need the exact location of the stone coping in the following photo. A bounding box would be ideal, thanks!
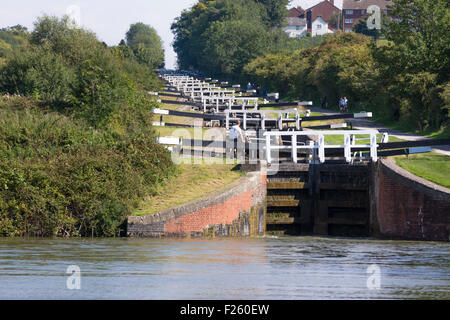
[128,171,262,225]
[380,158,450,201]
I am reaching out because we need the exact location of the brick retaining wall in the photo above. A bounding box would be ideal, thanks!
[374,159,450,241]
[127,171,267,238]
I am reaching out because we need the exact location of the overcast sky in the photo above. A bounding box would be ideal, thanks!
[0,0,343,69]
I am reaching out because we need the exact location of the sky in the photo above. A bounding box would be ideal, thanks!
[0,0,343,69]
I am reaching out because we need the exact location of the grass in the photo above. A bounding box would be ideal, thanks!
[132,163,245,216]
[371,114,450,140]
[395,152,450,188]
[324,134,405,145]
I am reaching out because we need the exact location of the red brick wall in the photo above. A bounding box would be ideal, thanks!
[165,189,254,234]
[377,162,450,241]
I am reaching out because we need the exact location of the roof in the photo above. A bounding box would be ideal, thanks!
[306,0,341,24]
[286,17,307,27]
[343,0,394,10]
[288,6,305,17]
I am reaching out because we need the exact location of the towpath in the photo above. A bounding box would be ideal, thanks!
[308,106,450,156]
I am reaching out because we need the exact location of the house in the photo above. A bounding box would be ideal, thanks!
[283,17,307,39]
[305,0,341,31]
[311,16,334,37]
[285,0,340,38]
[343,0,394,32]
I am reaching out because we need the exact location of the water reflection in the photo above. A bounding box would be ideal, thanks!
[0,237,448,299]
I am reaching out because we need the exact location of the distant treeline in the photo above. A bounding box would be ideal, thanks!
[0,16,174,237]
[173,0,449,133]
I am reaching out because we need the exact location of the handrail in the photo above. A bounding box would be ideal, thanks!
[263,130,380,164]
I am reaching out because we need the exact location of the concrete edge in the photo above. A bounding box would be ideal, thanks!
[128,171,262,225]
[380,158,450,201]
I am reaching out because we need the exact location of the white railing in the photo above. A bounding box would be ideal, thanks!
[225,109,302,130]
[263,130,381,164]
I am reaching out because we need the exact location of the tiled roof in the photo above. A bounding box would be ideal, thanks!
[288,6,305,17]
[286,17,307,27]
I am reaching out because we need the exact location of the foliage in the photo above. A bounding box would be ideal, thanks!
[371,0,449,131]
[0,46,74,104]
[244,33,375,101]
[244,0,449,133]
[329,12,342,31]
[171,0,289,79]
[0,96,174,237]
[353,10,390,39]
[254,0,290,28]
[126,22,164,69]
[0,16,174,237]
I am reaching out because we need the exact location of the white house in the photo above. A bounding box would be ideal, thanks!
[311,16,334,36]
[283,17,307,38]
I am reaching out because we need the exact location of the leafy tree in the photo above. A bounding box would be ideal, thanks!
[353,10,390,40]
[201,19,270,76]
[0,25,28,33]
[125,22,164,68]
[329,12,343,31]
[371,0,450,130]
[171,0,286,78]
[385,0,449,81]
[0,15,173,237]
[30,15,99,66]
[0,25,29,49]
[254,0,290,28]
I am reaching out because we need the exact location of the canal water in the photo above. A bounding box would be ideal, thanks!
[0,237,448,300]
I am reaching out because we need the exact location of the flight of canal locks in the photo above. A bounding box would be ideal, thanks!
[127,70,450,242]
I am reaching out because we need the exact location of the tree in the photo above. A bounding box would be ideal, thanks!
[371,0,450,130]
[254,0,290,28]
[386,0,449,81]
[329,12,343,31]
[171,0,283,78]
[201,19,270,76]
[125,23,164,68]
[353,10,390,40]
[30,15,99,65]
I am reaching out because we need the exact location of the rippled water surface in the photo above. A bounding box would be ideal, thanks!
[0,237,448,299]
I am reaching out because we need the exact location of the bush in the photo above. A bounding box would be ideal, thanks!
[0,96,174,237]
[0,46,74,104]
[0,16,174,237]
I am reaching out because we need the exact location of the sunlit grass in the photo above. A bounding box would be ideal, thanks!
[132,163,245,216]
[395,152,450,188]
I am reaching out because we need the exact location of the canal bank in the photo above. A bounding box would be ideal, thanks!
[127,169,267,238]
[128,159,449,241]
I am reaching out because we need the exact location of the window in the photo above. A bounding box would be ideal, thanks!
[345,19,354,24]
[296,26,300,30]
[345,10,353,15]
[361,9,365,15]
[317,24,322,29]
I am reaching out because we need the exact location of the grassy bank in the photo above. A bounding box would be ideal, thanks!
[395,153,450,188]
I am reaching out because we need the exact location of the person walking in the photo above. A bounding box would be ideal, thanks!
[227,119,246,158]
[343,97,348,112]
[321,95,328,109]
